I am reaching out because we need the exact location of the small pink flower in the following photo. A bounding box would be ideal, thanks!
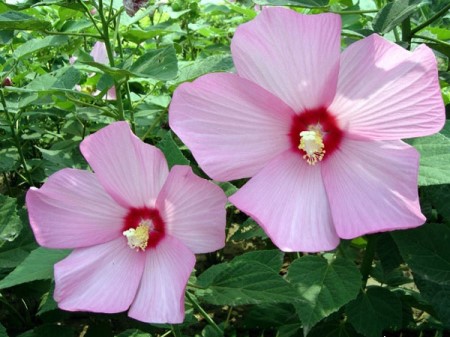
[26,122,226,323]
[90,42,117,100]
[169,8,445,252]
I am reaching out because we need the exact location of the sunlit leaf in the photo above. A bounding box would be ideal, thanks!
[0,11,50,30]
[0,248,70,289]
[0,195,22,245]
[287,255,361,334]
[373,0,423,34]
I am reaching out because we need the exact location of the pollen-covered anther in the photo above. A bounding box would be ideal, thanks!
[298,130,326,165]
[123,220,152,251]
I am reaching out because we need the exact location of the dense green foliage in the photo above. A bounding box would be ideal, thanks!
[1,0,450,336]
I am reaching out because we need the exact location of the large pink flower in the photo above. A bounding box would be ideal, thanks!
[26,122,227,323]
[169,8,445,252]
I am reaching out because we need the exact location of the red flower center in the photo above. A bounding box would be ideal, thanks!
[289,107,343,164]
[122,207,165,251]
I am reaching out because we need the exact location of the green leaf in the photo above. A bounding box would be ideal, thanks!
[0,322,8,337]
[253,0,329,7]
[346,287,402,337]
[0,218,36,269]
[0,195,22,245]
[26,66,81,91]
[172,55,234,85]
[0,11,50,30]
[16,324,74,337]
[308,313,363,337]
[156,131,190,168]
[0,147,19,172]
[242,303,299,329]
[408,125,450,185]
[392,223,450,327]
[196,252,299,306]
[233,250,284,273]
[230,218,267,241]
[13,36,69,59]
[425,184,450,220]
[115,330,151,337]
[0,247,70,289]
[286,255,361,334]
[129,46,178,81]
[373,0,423,34]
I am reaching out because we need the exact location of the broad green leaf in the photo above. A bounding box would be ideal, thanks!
[172,54,234,85]
[286,255,361,334]
[0,247,70,289]
[308,313,363,337]
[408,125,450,185]
[129,46,178,81]
[373,0,423,34]
[122,22,184,44]
[0,214,36,269]
[253,0,329,7]
[233,250,284,273]
[0,11,50,30]
[0,195,22,245]
[392,223,450,327]
[242,303,299,329]
[216,182,238,197]
[26,66,81,91]
[0,322,8,337]
[230,218,267,241]
[156,131,190,168]
[196,252,299,306]
[0,147,19,172]
[13,35,68,59]
[37,283,58,315]
[346,287,402,337]
[424,42,450,58]
[116,330,151,337]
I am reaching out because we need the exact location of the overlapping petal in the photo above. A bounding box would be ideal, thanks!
[231,7,341,112]
[128,235,195,323]
[169,73,293,181]
[229,151,340,252]
[26,168,126,249]
[80,121,169,209]
[156,166,226,253]
[329,34,444,140]
[322,139,425,239]
[54,237,146,313]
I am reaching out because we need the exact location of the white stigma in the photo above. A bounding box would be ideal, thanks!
[299,130,325,165]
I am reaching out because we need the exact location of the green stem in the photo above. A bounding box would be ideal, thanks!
[411,3,450,35]
[171,324,182,337]
[401,18,412,49]
[414,34,450,48]
[0,90,33,185]
[360,235,379,289]
[97,0,126,121]
[78,0,103,37]
[185,292,223,335]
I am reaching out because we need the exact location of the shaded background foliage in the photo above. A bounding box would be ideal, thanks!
[0,0,450,336]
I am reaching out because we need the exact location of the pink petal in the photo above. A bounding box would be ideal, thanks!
[169,73,293,181]
[80,122,169,208]
[322,139,425,239]
[229,151,340,252]
[329,34,444,140]
[91,42,109,65]
[231,7,341,112]
[156,165,226,254]
[128,235,195,323]
[26,169,127,249]
[54,237,145,313]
